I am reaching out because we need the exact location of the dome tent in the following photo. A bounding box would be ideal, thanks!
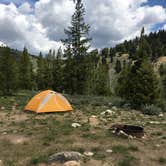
[24,90,72,113]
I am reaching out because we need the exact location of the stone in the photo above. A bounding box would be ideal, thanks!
[100,110,115,116]
[159,113,164,117]
[71,123,81,128]
[83,151,94,157]
[2,132,7,135]
[112,106,118,111]
[0,160,4,166]
[64,161,80,166]
[48,151,82,163]
[106,149,113,153]
[1,107,5,110]
[89,115,99,127]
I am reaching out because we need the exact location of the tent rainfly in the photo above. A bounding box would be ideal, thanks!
[24,90,73,113]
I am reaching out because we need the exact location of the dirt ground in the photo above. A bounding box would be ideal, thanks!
[0,93,166,166]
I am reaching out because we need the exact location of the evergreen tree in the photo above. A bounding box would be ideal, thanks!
[19,47,33,89]
[159,64,166,101]
[0,47,18,95]
[37,52,45,90]
[116,28,160,108]
[62,0,91,94]
[115,60,122,73]
[63,45,77,94]
[52,47,63,92]
[43,50,54,89]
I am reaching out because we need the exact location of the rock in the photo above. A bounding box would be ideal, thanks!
[155,144,160,148]
[159,113,164,117]
[112,106,118,111]
[2,132,7,135]
[83,151,94,157]
[48,151,82,163]
[71,123,81,128]
[64,161,80,166]
[100,109,115,116]
[0,160,4,166]
[106,149,113,153]
[89,115,99,127]
[1,106,5,110]
[149,121,160,124]
[12,105,16,111]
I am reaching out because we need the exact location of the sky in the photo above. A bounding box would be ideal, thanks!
[0,0,166,55]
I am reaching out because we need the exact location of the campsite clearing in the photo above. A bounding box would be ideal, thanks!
[0,91,166,166]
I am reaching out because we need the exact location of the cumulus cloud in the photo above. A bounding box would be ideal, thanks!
[84,0,166,47]
[18,2,33,14]
[0,0,166,54]
[0,2,62,54]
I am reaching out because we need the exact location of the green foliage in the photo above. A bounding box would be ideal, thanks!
[142,104,162,115]
[52,48,64,92]
[118,155,137,166]
[116,28,161,108]
[0,47,18,95]
[112,145,129,154]
[158,157,166,164]
[62,0,91,94]
[159,63,166,101]
[19,47,33,90]
[115,60,122,73]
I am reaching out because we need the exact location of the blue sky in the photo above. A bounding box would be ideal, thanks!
[0,0,166,54]
[148,0,166,7]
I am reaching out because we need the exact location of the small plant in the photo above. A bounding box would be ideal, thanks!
[158,157,166,164]
[128,145,139,151]
[29,155,47,165]
[111,97,126,107]
[142,104,162,115]
[112,145,129,154]
[118,155,137,166]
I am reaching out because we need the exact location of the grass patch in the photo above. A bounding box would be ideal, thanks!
[112,145,129,154]
[158,157,166,164]
[128,145,139,151]
[118,155,137,166]
[29,154,48,165]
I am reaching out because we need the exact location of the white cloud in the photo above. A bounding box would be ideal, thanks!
[0,0,166,54]
[0,2,62,54]
[84,0,166,47]
[18,2,33,14]
[163,24,166,30]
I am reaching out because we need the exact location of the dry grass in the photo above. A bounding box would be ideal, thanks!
[0,91,166,166]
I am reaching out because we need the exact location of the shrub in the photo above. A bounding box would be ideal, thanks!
[142,104,162,115]
[111,97,126,107]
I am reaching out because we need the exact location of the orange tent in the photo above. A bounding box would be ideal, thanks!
[24,90,73,113]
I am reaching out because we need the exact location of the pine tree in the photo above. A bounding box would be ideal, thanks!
[52,47,63,92]
[0,47,18,95]
[37,52,45,90]
[43,50,54,89]
[115,60,122,73]
[62,0,91,94]
[116,28,160,108]
[19,47,33,89]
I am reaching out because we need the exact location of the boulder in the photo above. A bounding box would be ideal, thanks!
[48,151,82,163]
[112,106,118,111]
[71,123,81,128]
[159,113,164,117]
[64,161,80,166]
[83,151,94,157]
[89,115,99,127]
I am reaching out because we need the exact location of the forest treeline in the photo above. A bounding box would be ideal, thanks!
[0,0,166,111]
